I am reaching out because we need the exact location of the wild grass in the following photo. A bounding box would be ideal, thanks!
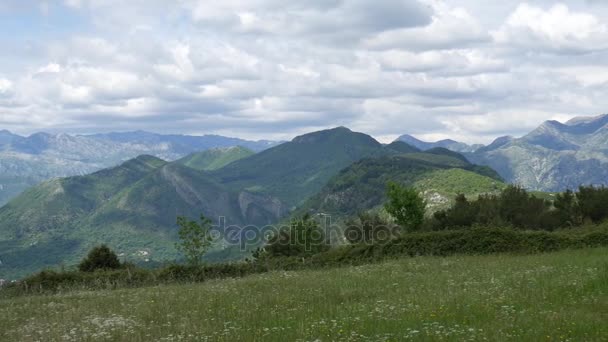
[1,247,607,341]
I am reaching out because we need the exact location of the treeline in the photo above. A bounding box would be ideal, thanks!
[431,185,608,231]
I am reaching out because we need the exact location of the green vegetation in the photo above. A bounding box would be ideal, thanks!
[3,127,497,280]
[212,127,386,207]
[5,224,608,297]
[176,146,254,171]
[384,182,426,231]
[175,215,213,266]
[432,185,608,231]
[262,215,330,258]
[2,248,607,341]
[298,153,505,221]
[78,245,122,272]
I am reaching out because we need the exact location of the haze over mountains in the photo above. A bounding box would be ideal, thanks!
[0,130,280,206]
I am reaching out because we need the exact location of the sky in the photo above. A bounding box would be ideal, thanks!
[1,1,608,144]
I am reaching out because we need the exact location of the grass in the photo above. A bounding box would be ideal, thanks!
[1,248,607,341]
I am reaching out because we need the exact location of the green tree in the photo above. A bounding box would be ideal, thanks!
[384,182,426,231]
[78,245,122,272]
[176,215,213,266]
[344,212,397,244]
[553,189,582,227]
[265,214,329,257]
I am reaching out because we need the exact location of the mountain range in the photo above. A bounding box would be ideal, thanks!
[0,130,280,206]
[0,128,502,279]
[2,114,608,278]
[396,134,483,153]
[396,114,608,192]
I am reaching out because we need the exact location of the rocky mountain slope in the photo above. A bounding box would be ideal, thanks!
[467,114,608,191]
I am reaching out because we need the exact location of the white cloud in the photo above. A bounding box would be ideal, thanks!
[1,0,608,142]
[37,63,62,74]
[493,3,608,54]
[363,1,488,51]
[0,78,13,93]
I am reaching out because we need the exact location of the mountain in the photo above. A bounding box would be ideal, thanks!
[211,127,387,208]
[0,155,168,278]
[0,126,504,279]
[0,130,280,206]
[298,150,503,220]
[467,114,608,191]
[0,127,392,278]
[176,146,254,171]
[87,130,279,154]
[396,134,483,153]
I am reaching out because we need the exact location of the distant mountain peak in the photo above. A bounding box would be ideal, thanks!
[565,113,608,126]
[395,134,481,153]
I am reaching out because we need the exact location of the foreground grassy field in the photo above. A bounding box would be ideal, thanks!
[1,248,607,341]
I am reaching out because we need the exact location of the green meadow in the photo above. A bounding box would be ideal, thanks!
[2,247,607,341]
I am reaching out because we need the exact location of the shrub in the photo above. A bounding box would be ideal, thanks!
[344,212,399,244]
[264,215,330,258]
[384,181,426,231]
[78,245,122,272]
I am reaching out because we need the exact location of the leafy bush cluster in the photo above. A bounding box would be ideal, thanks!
[431,185,608,231]
[260,214,330,258]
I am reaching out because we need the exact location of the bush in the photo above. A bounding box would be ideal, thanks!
[264,215,330,258]
[78,245,122,272]
[385,182,426,231]
[344,212,399,244]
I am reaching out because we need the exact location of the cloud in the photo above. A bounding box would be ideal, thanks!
[189,0,433,45]
[493,3,608,54]
[362,1,489,51]
[1,0,608,143]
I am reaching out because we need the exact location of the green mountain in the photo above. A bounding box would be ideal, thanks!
[0,127,388,278]
[297,151,504,220]
[211,127,386,208]
[176,146,254,171]
[0,126,502,279]
[0,155,168,278]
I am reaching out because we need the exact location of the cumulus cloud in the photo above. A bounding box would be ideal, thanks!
[1,1,608,143]
[362,1,489,51]
[493,3,608,54]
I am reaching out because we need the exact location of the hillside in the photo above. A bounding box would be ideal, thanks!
[176,146,254,171]
[0,155,168,278]
[468,114,608,191]
[212,127,387,208]
[0,127,504,279]
[298,151,504,219]
[0,131,279,206]
[0,127,392,278]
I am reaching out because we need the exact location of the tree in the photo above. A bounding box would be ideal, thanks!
[344,212,397,244]
[384,182,426,231]
[176,215,213,266]
[553,189,582,227]
[265,214,329,257]
[78,245,122,272]
[577,185,608,223]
